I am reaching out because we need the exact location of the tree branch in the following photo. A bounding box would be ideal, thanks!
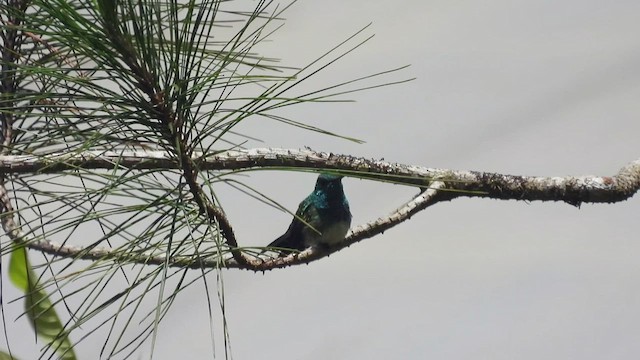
[0,148,637,270]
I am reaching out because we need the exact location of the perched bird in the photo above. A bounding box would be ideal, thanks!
[267,173,352,254]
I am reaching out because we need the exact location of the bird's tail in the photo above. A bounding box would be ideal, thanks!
[262,232,301,255]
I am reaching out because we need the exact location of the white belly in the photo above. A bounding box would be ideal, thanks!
[319,220,351,245]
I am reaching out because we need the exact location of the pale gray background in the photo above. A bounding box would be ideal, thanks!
[5,0,640,359]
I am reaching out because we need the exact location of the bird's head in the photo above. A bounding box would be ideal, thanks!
[315,173,344,192]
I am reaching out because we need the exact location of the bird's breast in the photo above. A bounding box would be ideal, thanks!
[319,220,351,245]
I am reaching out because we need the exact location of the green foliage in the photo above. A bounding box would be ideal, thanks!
[8,246,76,359]
[0,351,19,360]
[0,0,409,358]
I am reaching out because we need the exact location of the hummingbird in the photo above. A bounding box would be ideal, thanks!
[267,173,352,254]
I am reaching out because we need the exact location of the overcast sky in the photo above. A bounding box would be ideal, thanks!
[167,2,640,359]
[5,1,640,359]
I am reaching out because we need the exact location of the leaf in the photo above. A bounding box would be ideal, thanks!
[7,247,28,292]
[0,350,20,360]
[8,246,77,360]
